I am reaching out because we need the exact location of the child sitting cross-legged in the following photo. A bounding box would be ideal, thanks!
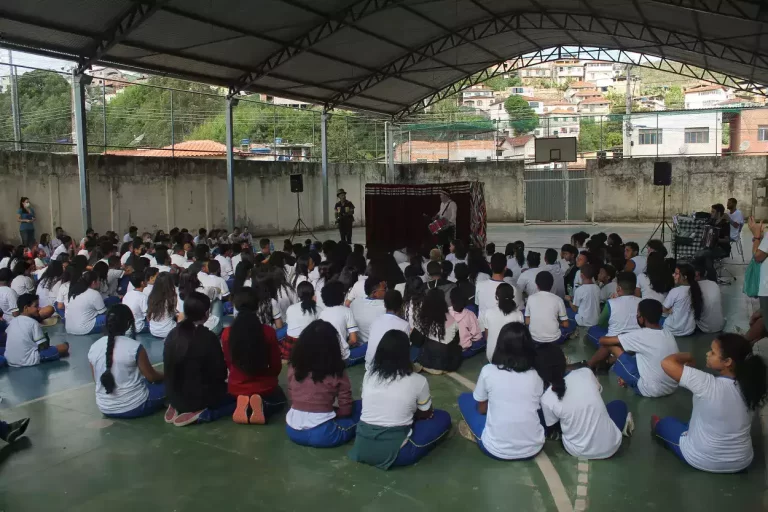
[163,291,235,427]
[223,289,287,425]
[536,343,634,459]
[586,271,641,352]
[350,329,451,469]
[88,304,165,418]
[564,263,601,327]
[591,299,679,396]
[457,322,545,460]
[318,281,361,365]
[3,293,69,367]
[525,271,575,344]
[122,274,149,334]
[285,319,361,447]
[449,286,484,358]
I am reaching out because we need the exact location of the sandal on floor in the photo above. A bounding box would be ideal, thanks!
[458,420,475,442]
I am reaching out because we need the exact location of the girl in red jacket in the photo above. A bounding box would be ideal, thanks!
[223,289,287,425]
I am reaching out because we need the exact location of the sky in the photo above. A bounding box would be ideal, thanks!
[0,50,75,75]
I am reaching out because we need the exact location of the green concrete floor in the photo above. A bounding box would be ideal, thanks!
[0,224,765,512]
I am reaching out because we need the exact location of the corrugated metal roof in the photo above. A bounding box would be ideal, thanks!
[106,140,234,157]
[0,0,766,117]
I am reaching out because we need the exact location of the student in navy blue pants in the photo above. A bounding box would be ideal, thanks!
[350,330,452,470]
[107,383,166,419]
[286,320,361,447]
[390,410,453,467]
[287,400,363,447]
[346,342,368,367]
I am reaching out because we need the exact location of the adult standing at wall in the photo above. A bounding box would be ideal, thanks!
[17,197,36,249]
[335,189,355,244]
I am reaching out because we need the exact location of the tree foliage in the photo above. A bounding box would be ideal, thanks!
[664,86,684,110]
[504,95,538,135]
[91,77,224,150]
[578,118,623,152]
[484,73,522,91]
[0,70,72,151]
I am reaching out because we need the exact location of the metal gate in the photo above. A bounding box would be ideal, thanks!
[524,166,592,223]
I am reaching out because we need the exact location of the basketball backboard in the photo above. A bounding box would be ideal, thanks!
[534,137,577,163]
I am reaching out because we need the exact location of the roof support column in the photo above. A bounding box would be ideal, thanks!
[72,72,91,235]
[321,110,330,228]
[384,121,395,183]
[226,97,236,231]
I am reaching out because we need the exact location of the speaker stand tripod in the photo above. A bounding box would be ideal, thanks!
[290,192,318,242]
[645,184,674,249]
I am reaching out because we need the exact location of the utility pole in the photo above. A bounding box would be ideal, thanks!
[625,64,633,158]
[8,50,22,150]
[625,64,632,115]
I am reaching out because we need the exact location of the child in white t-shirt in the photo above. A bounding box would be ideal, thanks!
[597,264,618,303]
[65,271,108,335]
[475,253,519,316]
[318,281,360,363]
[593,299,679,396]
[524,271,573,344]
[10,261,35,297]
[586,272,641,351]
[624,242,646,275]
[536,346,633,459]
[4,293,69,367]
[516,251,544,300]
[652,334,766,473]
[457,322,545,460]
[88,303,164,418]
[694,267,725,333]
[479,283,524,362]
[663,264,701,337]
[284,281,323,359]
[350,329,451,469]
[0,268,21,325]
[122,274,150,333]
[565,264,601,327]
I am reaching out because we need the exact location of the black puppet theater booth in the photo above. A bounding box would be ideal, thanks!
[364,181,487,253]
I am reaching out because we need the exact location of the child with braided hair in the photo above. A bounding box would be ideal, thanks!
[87,304,165,418]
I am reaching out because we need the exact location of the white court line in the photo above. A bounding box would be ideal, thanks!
[3,363,163,411]
[446,371,573,512]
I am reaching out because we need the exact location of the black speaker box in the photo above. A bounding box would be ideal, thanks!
[653,162,672,186]
[290,174,304,193]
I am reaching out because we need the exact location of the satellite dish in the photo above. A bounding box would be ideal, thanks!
[678,145,687,154]
[740,140,750,152]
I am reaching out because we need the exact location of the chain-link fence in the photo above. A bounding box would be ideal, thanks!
[0,60,765,164]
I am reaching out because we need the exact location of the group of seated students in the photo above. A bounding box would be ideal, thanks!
[0,225,765,474]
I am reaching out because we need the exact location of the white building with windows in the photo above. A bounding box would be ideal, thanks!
[536,108,580,138]
[584,62,616,89]
[684,85,731,110]
[553,60,585,84]
[623,112,723,157]
[519,62,554,82]
[460,85,495,111]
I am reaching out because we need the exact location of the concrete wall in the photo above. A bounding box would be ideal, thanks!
[0,152,383,240]
[0,150,767,241]
[589,156,768,221]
